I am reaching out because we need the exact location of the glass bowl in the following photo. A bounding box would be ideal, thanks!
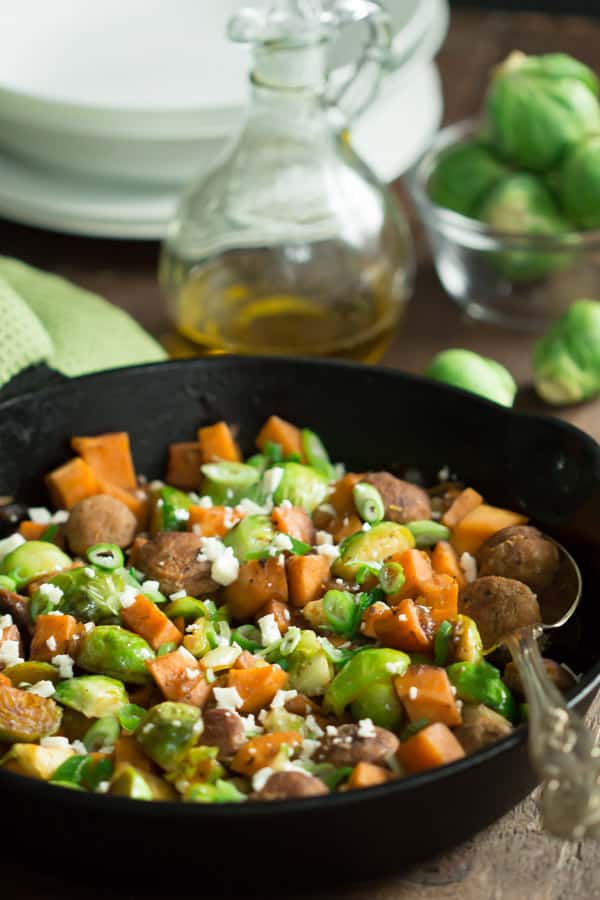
[408,118,600,330]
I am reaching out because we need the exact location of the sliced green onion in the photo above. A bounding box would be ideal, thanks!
[405,520,451,548]
[400,718,430,742]
[86,543,124,570]
[232,624,262,652]
[318,635,345,663]
[305,762,352,790]
[284,452,302,463]
[213,620,231,646]
[165,596,208,622]
[40,523,59,543]
[83,716,120,752]
[379,561,405,595]
[51,755,88,786]
[301,429,334,479]
[434,620,453,666]
[118,703,146,733]
[157,641,179,657]
[354,561,381,585]
[201,462,259,491]
[353,483,385,524]
[263,441,284,464]
[246,454,268,474]
[279,626,301,656]
[288,536,311,556]
[0,574,16,590]
[322,590,357,635]
[82,756,114,792]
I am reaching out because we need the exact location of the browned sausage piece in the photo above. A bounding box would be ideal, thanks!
[199,708,246,758]
[460,575,541,650]
[477,526,559,594]
[65,494,137,557]
[363,472,431,524]
[503,659,576,699]
[0,588,32,639]
[315,723,399,767]
[453,704,513,754]
[254,771,328,800]
[130,532,217,597]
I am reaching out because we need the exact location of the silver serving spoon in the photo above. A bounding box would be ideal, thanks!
[501,542,600,839]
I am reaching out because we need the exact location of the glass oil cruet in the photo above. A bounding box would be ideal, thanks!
[160,0,414,362]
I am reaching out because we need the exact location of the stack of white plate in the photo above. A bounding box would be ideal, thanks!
[0,0,448,238]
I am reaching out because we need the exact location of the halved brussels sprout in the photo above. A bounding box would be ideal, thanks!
[184,779,246,804]
[164,596,210,623]
[428,140,509,217]
[3,661,59,687]
[0,541,72,589]
[332,521,415,581]
[533,299,600,404]
[223,515,275,562]
[485,51,600,171]
[0,682,62,742]
[1,743,74,780]
[262,708,305,734]
[425,349,517,407]
[54,675,129,718]
[200,462,259,505]
[110,763,177,800]
[30,567,127,624]
[350,679,404,731]
[449,615,484,664]
[77,626,155,684]
[287,630,333,696]
[324,647,409,717]
[272,463,329,513]
[135,702,201,770]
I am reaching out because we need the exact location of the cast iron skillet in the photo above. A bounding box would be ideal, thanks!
[1,357,599,889]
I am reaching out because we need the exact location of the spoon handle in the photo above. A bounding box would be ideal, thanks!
[505,629,600,839]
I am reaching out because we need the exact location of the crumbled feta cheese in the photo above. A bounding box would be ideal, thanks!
[38,582,64,606]
[361,522,371,532]
[185,667,199,680]
[223,507,237,530]
[196,495,213,509]
[276,554,285,567]
[177,646,196,662]
[315,530,333,546]
[357,718,377,739]
[241,714,263,736]
[325,725,338,737]
[192,719,204,736]
[397,613,408,622]
[51,510,69,524]
[408,686,418,700]
[211,546,239,586]
[174,508,190,522]
[252,767,274,792]
[96,781,110,794]
[236,498,267,516]
[460,551,478,583]
[169,589,187,601]
[84,622,95,633]
[278,499,293,510]
[40,736,70,749]
[0,614,13,629]
[71,740,87,754]
[270,689,298,709]
[304,713,325,737]
[141,580,160,594]
[258,709,268,724]
[258,613,281,647]
[28,507,51,524]
[52,654,74,679]
[45,635,57,652]
[28,680,56,698]
[0,533,26,563]
[213,686,244,711]
[0,640,22,667]
[385,661,406,675]
[83,567,96,578]
[261,466,284,496]
[142,723,155,734]
[299,739,320,761]
[272,533,293,552]
[119,585,139,609]
[45,611,63,617]
[437,466,450,482]
[198,536,225,562]
[316,543,339,561]
[316,503,336,517]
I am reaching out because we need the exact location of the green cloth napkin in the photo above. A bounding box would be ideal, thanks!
[0,256,166,388]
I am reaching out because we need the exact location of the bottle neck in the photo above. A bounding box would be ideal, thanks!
[251,40,327,94]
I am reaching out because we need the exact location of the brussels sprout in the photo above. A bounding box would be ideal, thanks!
[485,51,600,171]
[135,702,201,770]
[425,348,517,407]
[110,763,177,801]
[151,486,192,533]
[332,521,415,581]
[449,615,484,664]
[428,140,509,217]
[324,647,409,717]
[533,299,600,404]
[0,682,62,742]
[83,715,120,751]
[184,779,246,803]
[30,567,127,624]
[477,174,571,281]
[350,679,404,731]
[262,708,305,734]
[1,743,74,780]
[223,515,275,562]
[0,541,72,588]
[560,135,600,229]
[77,626,155,684]
[182,618,215,658]
[54,675,129,718]
[200,462,259,505]
[3,661,59,687]
[287,630,334,696]
[166,744,224,787]
[272,463,329,513]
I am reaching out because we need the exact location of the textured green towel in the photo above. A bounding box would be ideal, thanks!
[0,256,166,387]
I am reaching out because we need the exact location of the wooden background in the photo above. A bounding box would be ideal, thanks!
[1,9,599,898]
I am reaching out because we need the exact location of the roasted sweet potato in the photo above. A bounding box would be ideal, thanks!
[272,505,314,545]
[394,664,462,726]
[227,664,288,714]
[120,594,182,651]
[197,422,241,463]
[256,416,303,459]
[451,504,528,556]
[165,442,204,491]
[146,651,210,707]
[441,487,483,529]
[431,541,466,591]
[397,722,465,773]
[30,614,79,663]
[286,554,330,608]
[45,458,101,510]
[373,598,434,654]
[347,761,390,789]
[230,730,303,776]
[223,557,288,619]
[187,505,241,538]
[71,432,136,490]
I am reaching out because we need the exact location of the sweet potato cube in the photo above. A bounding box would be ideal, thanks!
[197,422,241,463]
[166,442,203,490]
[120,594,182,651]
[45,458,101,510]
[30,614,79,662]
[441,487,484,529]
[397,722,465,773]
[256,416,303,459]
[373,598,434,654]
[286,554,330,608]
[451,504,528,556]
[230,731,302,776]
[272,506,314,545]
[394,664,462,726]
[227,664,288,714]
[71,432,136,490]
[223,557,288,619]
[146,651,210,707]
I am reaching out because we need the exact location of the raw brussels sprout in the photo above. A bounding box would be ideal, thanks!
[428,140,509,217]
[77,626,155,684]
[533,299,600,404]
[135,702,201,770]
[560,135,600,229]
[1,743,74,780]
[30,567,127,624]
[485,51,600,171]
[110,763,177,800]
[425,349,517,407]
[332,521,415,581]
[151,486,192,533]
[0,541,72,589]
[223,515,275,562]
[200,462,259,505]
[477,174,571,281]
[272,463,329,513]
[54,675,130,718]
[287,630,334,696]
[0,682,62,742]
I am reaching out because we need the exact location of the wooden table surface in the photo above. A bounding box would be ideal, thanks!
[2,9,600,899]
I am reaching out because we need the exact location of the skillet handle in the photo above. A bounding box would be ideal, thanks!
[506,629,600,839]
